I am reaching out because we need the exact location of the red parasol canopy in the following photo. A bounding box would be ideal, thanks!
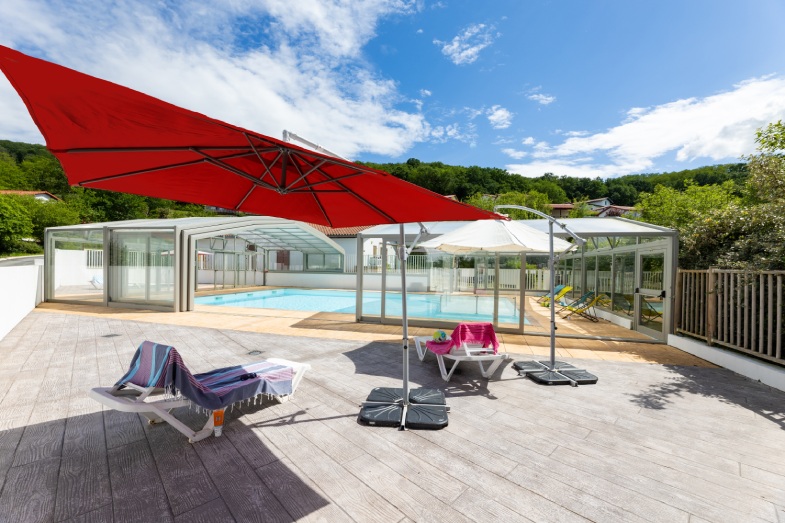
[0,46,497,227]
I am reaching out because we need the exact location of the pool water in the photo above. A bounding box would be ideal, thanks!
[196,288,524,324]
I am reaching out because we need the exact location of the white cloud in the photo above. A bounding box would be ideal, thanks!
[521,136,535,145]
[429,123,477,146]
[487,105,513,129]
[502,148,527,159]
[528,93,556,105]
[420,89,432,97]
[507,76,785,178]
[433,23,496,65]
[525,86,555,105]
[0,0,426,158]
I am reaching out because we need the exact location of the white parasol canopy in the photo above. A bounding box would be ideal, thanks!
[419,219,572,254]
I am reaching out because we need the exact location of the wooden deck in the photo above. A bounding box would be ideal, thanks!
[1,308,785,522]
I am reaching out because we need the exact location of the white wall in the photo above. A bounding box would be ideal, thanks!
[668,335,785,393]
[54,249,101,287]
[0,265,43,341]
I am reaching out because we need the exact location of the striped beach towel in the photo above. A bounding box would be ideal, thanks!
[115,341,293,410]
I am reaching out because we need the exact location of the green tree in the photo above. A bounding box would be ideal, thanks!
[465,190,550,218]
[0,152,29,189]
[0,195,34,253]
[637,180,739,230]
[745,120,785,203]
[568,202,595,218]
[22,199,82,242]
[21,155,72,197]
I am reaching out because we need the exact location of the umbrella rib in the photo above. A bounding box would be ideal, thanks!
[255,149,284,190]
[66,146,258,153]
[190,150,280,191]
[287,152,396,221]
[74,153,251,185]
[244,133,282,191]
[283,158,328,192]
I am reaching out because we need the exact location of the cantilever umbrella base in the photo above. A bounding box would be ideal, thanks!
[512,360,598,386]
[359,387,449,430]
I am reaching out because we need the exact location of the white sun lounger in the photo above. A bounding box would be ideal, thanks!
[414,323,508,381]
[89,346,310,443]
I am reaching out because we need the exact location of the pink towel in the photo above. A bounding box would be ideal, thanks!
[426,323,499,355]
[425,339,453,355]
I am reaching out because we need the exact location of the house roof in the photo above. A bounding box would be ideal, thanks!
[548,203,574,209]
[597,204,635,212]
[0,190,61,200]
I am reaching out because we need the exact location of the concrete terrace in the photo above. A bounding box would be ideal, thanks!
[1,305,785,522]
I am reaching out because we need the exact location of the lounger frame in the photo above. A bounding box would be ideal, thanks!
[89,357,310,443]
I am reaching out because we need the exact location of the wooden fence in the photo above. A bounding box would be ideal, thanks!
[676,268,784,366]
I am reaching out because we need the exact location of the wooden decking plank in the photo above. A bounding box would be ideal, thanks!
[0,456,59,523]
[342,452,477,523]
[54,451,112,521]
[12,417,65,467]
[0,427,23,493]
[172,497,235,523]
[62,411,107,458]
[143,408,219,517]
[580,427,785,506]
[60,503,113,522]
[290,386,470,506]
[103,410,146,450]
[2,311,785,522]
[550,442,774,522]
[107,439,173,523]
[504,462,652,523]
[741,464,785,493]
[256,458,348,523]
[222,413,285,469]
[245,397,406,523]
[193,429,293,523]
[444,410,689,523]
[449,486,538,523]
[370,418,589,523]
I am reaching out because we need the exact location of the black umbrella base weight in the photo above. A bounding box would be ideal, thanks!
[512,360,598,386]
[359,387,449,430]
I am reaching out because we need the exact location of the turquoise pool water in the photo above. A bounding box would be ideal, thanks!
[196,288,524,324]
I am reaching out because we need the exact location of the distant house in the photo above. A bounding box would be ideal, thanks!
[548,197,631,218]
[548,203,574,218]
[595,204,638,218]
[0,190,61,202]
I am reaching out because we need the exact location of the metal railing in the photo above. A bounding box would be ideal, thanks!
[676,268,784,366]
[345,254,429,274]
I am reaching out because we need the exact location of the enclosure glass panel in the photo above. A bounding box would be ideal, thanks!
[614,252,636,314]
[640,253,665,291]
[571,257,583,298]
[584,256,597,294]
[50,229,104,302]
[109,230,175,307]
[596,255,614,312]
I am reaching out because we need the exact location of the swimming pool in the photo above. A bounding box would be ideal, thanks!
[195,288,524,324]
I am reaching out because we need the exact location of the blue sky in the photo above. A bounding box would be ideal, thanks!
[2,1,785,179]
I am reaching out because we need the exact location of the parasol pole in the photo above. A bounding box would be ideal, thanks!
[493,206,585,370]
[399,223,410,429]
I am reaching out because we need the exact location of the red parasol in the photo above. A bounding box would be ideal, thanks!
[0,45,496,227]
[1,45,502,430]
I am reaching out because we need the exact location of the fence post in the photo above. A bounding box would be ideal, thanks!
[706,267,717,346]
[674,268,683,334]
